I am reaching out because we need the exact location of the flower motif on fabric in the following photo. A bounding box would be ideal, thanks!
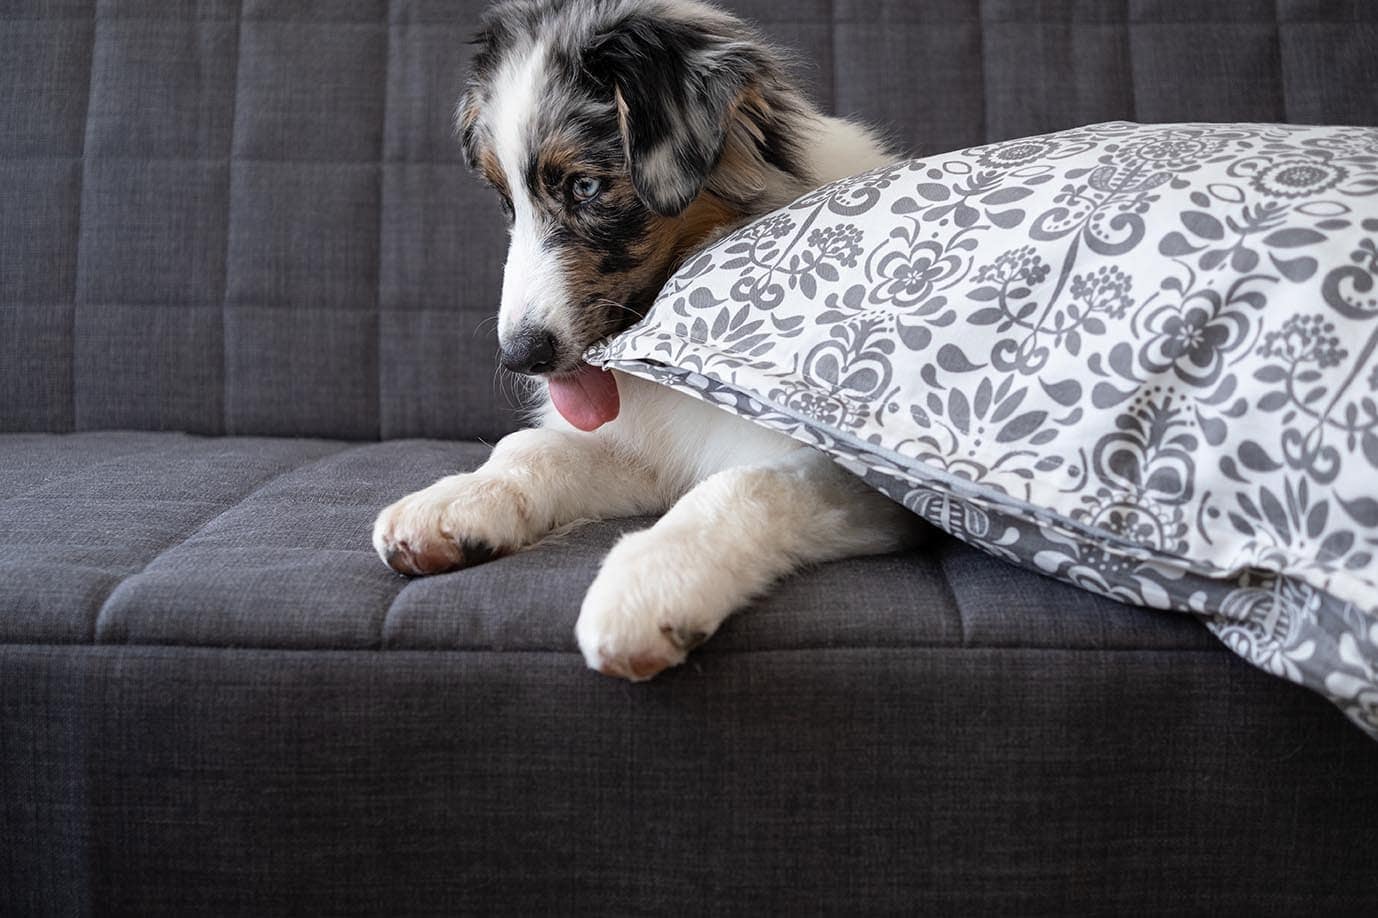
[1115,127,1235,172]
[871,239,966,308]
[744,212,796,242]
[977,138,1058,169]
[806,224,864,269]
[1136,270,1259,388]
[1068,266,1134,321]
[769,383,865,430]
[1258,314,1348,368]
[973,245,1051,288]
[591,122,1378,740]
[1250,160,1350,199]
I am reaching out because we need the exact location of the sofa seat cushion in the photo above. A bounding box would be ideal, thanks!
[0,432,1216,654]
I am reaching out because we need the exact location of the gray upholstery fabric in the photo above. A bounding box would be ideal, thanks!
[5,643,1378,915]
[1,431,1217,653]
[2,642,1378,915]
[2,423,1377,914]
[6,3,1378,912]
[6,437,1375,916]
[3,0,1376,439]
[30,434,1378,916]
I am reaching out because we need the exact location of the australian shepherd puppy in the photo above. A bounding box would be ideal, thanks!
[374,0,920,679]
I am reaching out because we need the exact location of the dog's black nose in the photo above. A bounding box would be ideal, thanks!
[500,329,558,375]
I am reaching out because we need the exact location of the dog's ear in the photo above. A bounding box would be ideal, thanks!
[583,15,777,217]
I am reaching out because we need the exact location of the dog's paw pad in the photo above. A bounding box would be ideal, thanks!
[593,649,679,682]
[377,527,506,578]
[659,623,709,651]
[383,538,459,577]
[574,533,728,681]
[459,538,502,567]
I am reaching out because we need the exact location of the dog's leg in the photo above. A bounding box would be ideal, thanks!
[373,427,663,576]
[576,447,920,680]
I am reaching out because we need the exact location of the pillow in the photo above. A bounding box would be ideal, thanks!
[589,121,1378,739]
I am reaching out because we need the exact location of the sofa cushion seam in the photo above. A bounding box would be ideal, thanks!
[88,443,360,643]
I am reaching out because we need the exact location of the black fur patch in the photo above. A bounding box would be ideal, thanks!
[752,106,805,181]
[460,538,502,567]
[581,14,762,215]
[617,278,665,328]
[587,198,651,272]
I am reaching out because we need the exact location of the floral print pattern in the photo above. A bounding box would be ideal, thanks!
[589,122,1378,741]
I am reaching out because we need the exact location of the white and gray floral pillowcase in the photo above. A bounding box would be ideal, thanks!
[588,122,1378,739]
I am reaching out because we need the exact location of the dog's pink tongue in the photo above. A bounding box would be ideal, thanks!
[549,363,620,432]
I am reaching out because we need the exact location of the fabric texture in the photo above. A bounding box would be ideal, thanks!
[3,1,1377,439]
[6,2,1378,912]
[5,434,1378,914]
[595,121,1378,737]
[0,431,1217,653]
[3,432,1378,915]
[5,641,1375,917]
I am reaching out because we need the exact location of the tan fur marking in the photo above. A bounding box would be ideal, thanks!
[478,148,508,199]
[613,87,634,168]
[538,136,582,185]
[553,186,743,344]
[668,193,741,263]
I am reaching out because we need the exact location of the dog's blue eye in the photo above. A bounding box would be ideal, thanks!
[570,176,602,204]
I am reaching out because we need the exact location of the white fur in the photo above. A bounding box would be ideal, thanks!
[805,116,896,180]
[374,34,917,680]
[488,39,578,347]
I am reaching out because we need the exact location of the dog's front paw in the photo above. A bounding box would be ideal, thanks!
[372,474,532,576]
[575,531,720,681]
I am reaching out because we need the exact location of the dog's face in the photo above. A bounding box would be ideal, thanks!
[459,0,806,376]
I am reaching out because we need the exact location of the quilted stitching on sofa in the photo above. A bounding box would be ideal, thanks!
[3,0,1375,441]
[0,432,1217,653]
[7,4,1378,913]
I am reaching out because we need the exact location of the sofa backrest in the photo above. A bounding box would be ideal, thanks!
[3,0,1376,440]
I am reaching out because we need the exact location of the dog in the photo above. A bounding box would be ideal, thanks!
[373,0,920,680]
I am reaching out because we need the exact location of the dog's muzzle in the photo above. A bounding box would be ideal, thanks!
[500,328,558,375]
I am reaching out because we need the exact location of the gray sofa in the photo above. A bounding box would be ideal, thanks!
[4,1,1378,913]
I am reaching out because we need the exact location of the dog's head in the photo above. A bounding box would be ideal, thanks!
[459,0,811,378]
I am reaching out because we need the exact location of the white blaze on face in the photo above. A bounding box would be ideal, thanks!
[487,40,572,350]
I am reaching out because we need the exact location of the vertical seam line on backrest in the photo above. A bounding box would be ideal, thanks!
[68,3,100,432]
[1124,0,1138,124]
[220,3,245,436]
[827,0,836,119]
[976,0,989,145]
[375,1,391,443]
[1274,0,1289,123]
